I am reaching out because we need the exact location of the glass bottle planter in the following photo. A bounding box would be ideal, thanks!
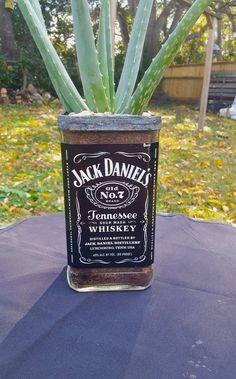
[58,114,161,292]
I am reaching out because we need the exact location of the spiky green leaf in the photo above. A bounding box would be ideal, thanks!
[31,0,46,29]
[71,0,108,112]
[124,0,214,115]
[30,0,73,111]
[97,0,115,111]
[17,0,88,113]
[115,0,154,113]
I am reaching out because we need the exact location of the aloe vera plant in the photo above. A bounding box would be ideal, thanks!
[17,0,213,115]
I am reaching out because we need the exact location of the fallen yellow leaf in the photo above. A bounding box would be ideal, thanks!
[200,161,210,167]
[41,193,51,199]
[214,159,224,166]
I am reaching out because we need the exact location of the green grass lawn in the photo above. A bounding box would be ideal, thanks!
[0,103,235,227]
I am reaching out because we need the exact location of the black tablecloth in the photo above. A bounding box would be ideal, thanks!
[0,213,236,379]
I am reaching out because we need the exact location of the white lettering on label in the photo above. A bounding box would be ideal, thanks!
[72,158,151,188]
[88,210,137,221]
[88,225,137,233]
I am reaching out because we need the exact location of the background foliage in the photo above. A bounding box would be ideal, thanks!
[0,0,235,93]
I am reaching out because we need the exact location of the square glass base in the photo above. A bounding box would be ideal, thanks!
[67,266,153,292]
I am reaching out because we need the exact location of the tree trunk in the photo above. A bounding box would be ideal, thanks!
[117,4,130,52]
[127,0,139,17]
[22,68,28,91]
[143,1,159,70]
[143,0,181,70]
[0,0,17,62]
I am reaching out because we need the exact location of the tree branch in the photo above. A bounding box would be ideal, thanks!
[185,22,208,41]
[168,5,185,35]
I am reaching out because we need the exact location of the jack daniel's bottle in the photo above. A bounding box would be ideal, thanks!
[59,114,161,292]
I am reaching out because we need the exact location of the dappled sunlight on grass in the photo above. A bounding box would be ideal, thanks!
[0,103,235,226]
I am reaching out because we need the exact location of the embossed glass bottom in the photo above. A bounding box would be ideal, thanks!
[67,265,154,292]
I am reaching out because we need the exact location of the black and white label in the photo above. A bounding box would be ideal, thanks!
[61,142,159,268]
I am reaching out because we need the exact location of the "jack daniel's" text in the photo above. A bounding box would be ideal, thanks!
[72,158,151,188]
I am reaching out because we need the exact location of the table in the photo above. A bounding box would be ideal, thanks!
[0,213,236,379]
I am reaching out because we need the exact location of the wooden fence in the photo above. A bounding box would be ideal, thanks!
[161,61,236,103]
